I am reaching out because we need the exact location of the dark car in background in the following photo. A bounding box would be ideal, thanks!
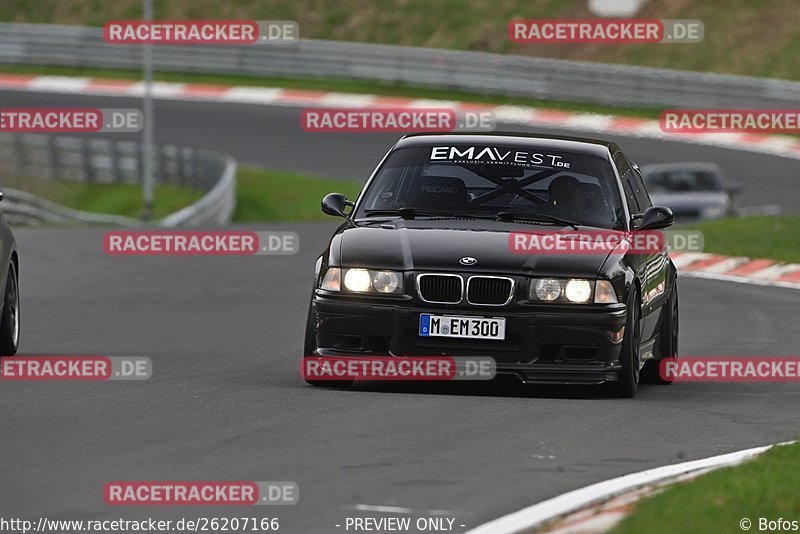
[304,133,679,397]
[640,162,742,221]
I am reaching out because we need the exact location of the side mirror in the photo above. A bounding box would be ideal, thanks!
[0,188,4,202]
[638,206,674,230]
[321,193,352,218]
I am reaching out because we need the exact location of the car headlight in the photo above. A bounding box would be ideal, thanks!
[565,279,592,303]
[372,270,401,294]
[320,267,403,295]
[344,268,372,292]
[529,278,618,304]
[533,278,562,301]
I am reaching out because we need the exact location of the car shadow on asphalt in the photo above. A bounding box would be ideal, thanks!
[324,378,622,400]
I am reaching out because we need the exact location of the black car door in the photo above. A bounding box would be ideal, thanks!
[614,152,662,351]
[630,158,669,347]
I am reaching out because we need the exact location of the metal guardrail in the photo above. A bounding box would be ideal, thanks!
[1,188,141,226]
[0,133,236,226]
[0,23,799,108]
[161,156,236,227]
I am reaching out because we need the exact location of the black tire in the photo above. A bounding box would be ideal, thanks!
[303,301,316,357]
[0,261,20,356]
[302,303,353,388]
[641,282,678,385]
[608,289,641,398]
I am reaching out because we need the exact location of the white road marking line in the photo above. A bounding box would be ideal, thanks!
[349,504,414,514]
[465,443,792,534]
[346,503,457,516]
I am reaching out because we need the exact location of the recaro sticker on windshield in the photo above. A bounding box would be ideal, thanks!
[430,146,572,168]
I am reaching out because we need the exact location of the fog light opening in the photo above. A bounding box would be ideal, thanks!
[610,327,625,343]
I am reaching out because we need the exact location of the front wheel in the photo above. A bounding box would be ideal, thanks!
[642,282,678,384]
[0,261,20,355]
[608,289,641,398]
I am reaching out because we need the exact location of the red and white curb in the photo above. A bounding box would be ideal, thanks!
[540,484,660,534]
[465,442,791,534]
[671,252,800,290]
[2,73,800,161]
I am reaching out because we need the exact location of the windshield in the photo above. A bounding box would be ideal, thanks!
[354,144,625,229]
[645,170,723,193]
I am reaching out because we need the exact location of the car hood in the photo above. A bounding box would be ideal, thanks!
[335,220,617,278]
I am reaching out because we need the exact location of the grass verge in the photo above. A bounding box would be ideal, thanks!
[684,215,800,264]
[5,166,361,223]
[611,441,800,534]
[4,179,204,220]
[234,166,361,222]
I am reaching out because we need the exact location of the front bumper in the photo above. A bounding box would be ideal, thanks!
[309,293,628,385]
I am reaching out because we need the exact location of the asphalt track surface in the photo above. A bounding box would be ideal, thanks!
[1,89,799,533]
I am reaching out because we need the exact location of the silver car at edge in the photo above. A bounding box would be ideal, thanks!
[640,162,743,221]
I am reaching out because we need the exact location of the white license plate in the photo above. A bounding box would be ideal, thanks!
[419,314,506,340]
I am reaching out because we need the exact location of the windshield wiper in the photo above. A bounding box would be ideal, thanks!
[494,211,581,230]
[364,208,495,220]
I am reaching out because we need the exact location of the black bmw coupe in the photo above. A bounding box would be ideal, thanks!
[304,133,678,397]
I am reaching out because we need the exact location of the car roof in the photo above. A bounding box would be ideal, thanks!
[396,132,618,158]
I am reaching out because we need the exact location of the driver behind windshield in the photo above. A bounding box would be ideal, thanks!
[548,175,585,212]
[547,174,621,228]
